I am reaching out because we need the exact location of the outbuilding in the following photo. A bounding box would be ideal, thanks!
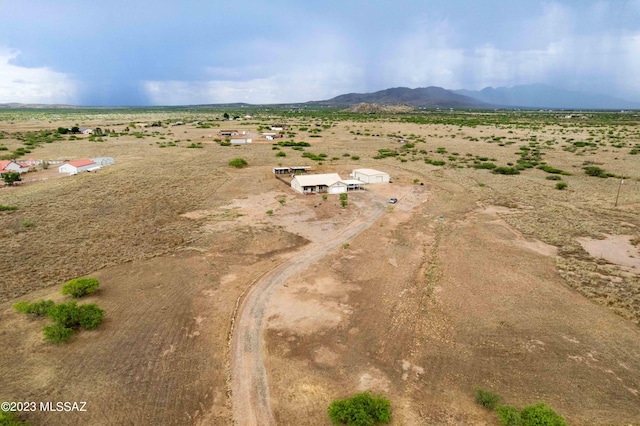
[58,158,98,174]
[351,168,390,184]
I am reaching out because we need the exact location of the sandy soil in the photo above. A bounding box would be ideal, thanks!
[1,111,639,425]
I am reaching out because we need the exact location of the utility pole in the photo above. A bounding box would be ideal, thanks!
[614,176,624,207]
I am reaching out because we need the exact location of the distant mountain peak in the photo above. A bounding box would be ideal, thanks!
[309,86,488,109]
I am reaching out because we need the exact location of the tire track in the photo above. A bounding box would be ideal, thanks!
[230,195,386,425]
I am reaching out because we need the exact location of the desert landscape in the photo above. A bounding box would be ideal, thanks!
[1,107,639,425]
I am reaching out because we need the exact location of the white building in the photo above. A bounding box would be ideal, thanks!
[230,138,252,144]
[0,160,29,174]
[291,173,347,194]
[351,168,390,184]
[58,158,98,174]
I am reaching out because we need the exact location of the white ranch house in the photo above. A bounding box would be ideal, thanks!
[0,160,30,174]
[350,168,390,184]
[291,173,348,195]
[58,158,99,174]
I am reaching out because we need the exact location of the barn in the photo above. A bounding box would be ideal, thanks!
[291,173,347,194]
[351,168,390,184]
[58,158,98,174]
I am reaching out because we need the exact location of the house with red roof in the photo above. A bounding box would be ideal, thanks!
[58,158,98,175]
[0,160,30,174]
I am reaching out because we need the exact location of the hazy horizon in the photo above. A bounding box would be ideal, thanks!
[2,0,640,106]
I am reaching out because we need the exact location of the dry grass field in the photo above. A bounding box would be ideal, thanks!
[0,108,639,425]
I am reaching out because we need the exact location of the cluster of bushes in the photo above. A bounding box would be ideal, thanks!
[13,278,104,344]
[302,152,327,161]
[339,193,348,208]
[373,148,399,159]
[424,158,446,166]
[228,158,248,168]
[584,166,614,178]
[475,388,566,426]
[328,391,391,425]
[277,140,310,147]
[537,164,570,175]
[492,167,521,175]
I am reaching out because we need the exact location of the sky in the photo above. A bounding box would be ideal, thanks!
[1,0,639,106]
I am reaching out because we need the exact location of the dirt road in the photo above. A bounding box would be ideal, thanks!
[230,193,386,425]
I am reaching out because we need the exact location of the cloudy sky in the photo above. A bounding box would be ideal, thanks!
[1,0,639,106]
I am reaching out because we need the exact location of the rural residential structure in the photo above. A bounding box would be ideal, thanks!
[0,160,30,174]
[291,173,348,194]
[351,168,390,184]
[218,130,239,137]
[58,159,99,174]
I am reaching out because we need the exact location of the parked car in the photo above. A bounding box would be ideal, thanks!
[389,198,398,204]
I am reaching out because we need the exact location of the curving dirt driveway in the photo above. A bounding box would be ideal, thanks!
[230,194,386,425]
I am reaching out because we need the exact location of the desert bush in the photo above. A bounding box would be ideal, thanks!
[538,165,570,175]
[13,299,55,316]
[493,167,520,175]
[276,151,286,157]
[266,210,273,215]
[43,324,74,344]
[0,410,29,425]
[555,182,568,190]
[228,158,248,168]
[48,301,104,330]
[496,405,522,426]
[61,277,99,298]
[520,403,567,426]
[328,391,391,426]
[77,304,105,329]
[351,156,360,160]
[0,204,18,211]
[473,162,497,170]
[545,175,562,181]
[475,388,501,409]
[584,166,611,178]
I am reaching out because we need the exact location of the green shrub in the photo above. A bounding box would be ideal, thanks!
[555,182,568,190]
[496,405,522,426]
[351,156,360,160]
[0,204,18,211]
[228,158,248,168]
[48,301,104,330]
[77,304,105,329]
[328,391,391,426]
[430,160,446,166]
[61,277,99,298]
[584,166,611,178]
[475,388,501,409]
[275,151,286,157]
[520,403,567,426]
[493,167,520,175]
[43,324,74,344]
[545,175,562,181]
[0,409,29,425]
[473,162,497,170]
[266,210,273,215]
[13,300,55,316]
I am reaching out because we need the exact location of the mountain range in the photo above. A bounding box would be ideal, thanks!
[310,84,640,110]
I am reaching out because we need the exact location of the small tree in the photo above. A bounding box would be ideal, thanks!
[228,158,248,168]
[2,171,21,186]
[328,391,391,426]
[62,277,100,298]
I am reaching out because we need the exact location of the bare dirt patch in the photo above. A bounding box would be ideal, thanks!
[577,234,640,270]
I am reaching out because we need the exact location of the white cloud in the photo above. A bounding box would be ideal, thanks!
[0,48,77,104]
[143,62,364,105]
